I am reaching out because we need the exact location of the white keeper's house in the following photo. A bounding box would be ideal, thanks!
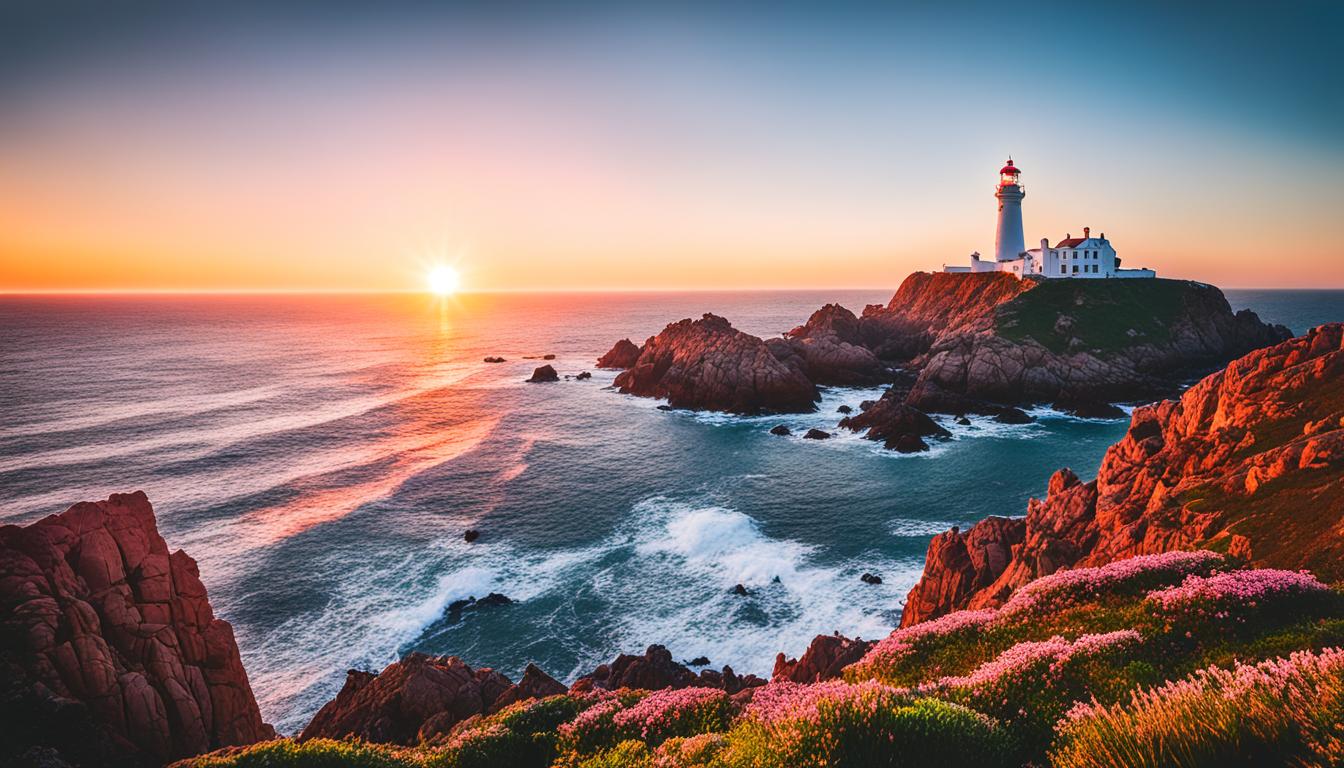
[944,158,1156,279]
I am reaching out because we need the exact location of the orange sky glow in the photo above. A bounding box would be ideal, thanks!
[2,5,1342,292]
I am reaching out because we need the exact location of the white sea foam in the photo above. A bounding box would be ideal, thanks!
[888,518,962,537]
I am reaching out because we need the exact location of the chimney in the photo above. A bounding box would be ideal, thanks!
[1084,227,1091,238]
[1100,232,1105,240]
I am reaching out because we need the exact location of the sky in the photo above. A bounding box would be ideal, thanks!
[2,1,1342,292]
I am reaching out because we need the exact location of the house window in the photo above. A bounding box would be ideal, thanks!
[1059,265,1066,275]
[1072,265,1079,274]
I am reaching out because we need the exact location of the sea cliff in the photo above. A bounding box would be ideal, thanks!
[601,272,1291,421]
[902,321,1344,625]
[0,492,273,767]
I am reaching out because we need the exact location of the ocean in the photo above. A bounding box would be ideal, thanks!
[1,288,1339,734]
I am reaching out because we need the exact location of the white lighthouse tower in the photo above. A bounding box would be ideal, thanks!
[994,158,1026,262]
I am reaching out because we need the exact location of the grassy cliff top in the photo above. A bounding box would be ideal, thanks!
[994,278,1213,354]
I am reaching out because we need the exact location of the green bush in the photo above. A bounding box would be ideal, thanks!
[716,695,1011,768]
[180,738,419,768]
[423,695,590,768]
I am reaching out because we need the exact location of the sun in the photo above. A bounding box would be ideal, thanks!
[427,265,460,296]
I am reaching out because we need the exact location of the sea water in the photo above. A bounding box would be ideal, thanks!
[1,289,1337,733]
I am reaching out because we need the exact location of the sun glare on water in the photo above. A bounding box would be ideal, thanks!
[427,265,461,296]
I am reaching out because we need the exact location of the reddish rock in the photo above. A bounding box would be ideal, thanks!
[779,304,886,385]
[0,492,272,766]
[902,324,1344,625]
[613,314,818,414]
[597,338,643,369]
[487,663,566,715]
[859,272,1033,360]
[900,517,1026,627]
[772,633,875,683]
[526,364,559,383]
[838,390,949,450]
[902,276,1290,409]
[570,644,763,696]
[299,653,512,746]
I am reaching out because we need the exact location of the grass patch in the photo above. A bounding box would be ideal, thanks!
[995,278,1203,354]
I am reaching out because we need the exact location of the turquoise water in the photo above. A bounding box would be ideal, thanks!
[0,289,1337,733]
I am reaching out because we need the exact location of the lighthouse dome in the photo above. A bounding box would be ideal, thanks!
[999,159,1020,175]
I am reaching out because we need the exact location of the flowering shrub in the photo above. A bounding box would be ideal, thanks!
[720,688,1010,768]
[423,694,590,768]
[930,630,1143,757]
[556,690,649,756]
[609,687,732,746]
[1000,550,1227,618]
[1052,647,1344,768]
[849,552,1227,688]
[847,609,999,684]
[651,733,726,767]
[1146,569,1331,632]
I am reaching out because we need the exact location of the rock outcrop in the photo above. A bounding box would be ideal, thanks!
[487,663,566,715]
[858,271,1034,360]
[0,492,272,767]
[570,644,764,695]
[527,365,560,383]
[838,389,950,452]
[597,339,642,369]
[299,653,516,746]
[900,276,1291,410]
[614,314,818,414]
[902,324,1344,625]
[777,304,887,385]
[771,633,874,683]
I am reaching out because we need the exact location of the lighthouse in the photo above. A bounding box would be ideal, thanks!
[994,158,1026,262]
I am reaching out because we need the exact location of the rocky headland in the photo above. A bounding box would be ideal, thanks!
[902,322,1344,625]
[600,272,1291,429]
[0,492,272,767]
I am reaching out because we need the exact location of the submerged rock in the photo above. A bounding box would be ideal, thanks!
[483,356,505,363]
[575,371,593,380]
[464,529,480,542]
[861,572,883,584]
[992,406,1034,424]
[803,428,831,440]
[770,424,792,436]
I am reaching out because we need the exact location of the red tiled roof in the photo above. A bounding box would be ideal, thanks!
[1055,238,1086,248]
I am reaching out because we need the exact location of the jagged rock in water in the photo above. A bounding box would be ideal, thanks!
[838,389,950,451]
[527,364,559,383]
[612,314,818,414]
